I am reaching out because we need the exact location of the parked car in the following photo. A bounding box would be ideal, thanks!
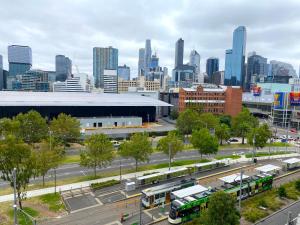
[227,138,239,144]
[290,128,297,133]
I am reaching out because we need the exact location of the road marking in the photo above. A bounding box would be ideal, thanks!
[104,221,122,225]
[81,170,86,176]
[70,203,101,214]
[144,209,157,220]
[95,197,103,205]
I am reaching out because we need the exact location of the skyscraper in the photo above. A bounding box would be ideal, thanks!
[144,39,152,75]
[55,55,72,81]
[175,38,184,68]
[245,53,268,91]
[93,46,118,88]
[150,53,159,69]
[138,48,145,76]
[118,64,130,81]
[267,60,297,83]
[189,50,200,81]
[8,45,32,77]
[224,49,233,85]
[224,26,246,86]
[206,57,219,78]
[0,55,3,90]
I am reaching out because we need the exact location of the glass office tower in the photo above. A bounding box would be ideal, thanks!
[224,49,233,85]
[206,57,219,78]
[8,45,32,77]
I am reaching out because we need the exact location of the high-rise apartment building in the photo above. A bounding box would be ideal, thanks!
[267,60,297,83]
[224,26,246,86]
[118,64,130,81]
[103,69,118,93]
[138,48,145,76]
[189,50,200,81]
[8,45,32,77]
[206,57,219,79]
[55,55,72,81]
[175,38,184,68]
[245,53,268,91]
[0,55,3,90]
[93,46,118,88]
[150,54,159,69]
[144,39,152,75]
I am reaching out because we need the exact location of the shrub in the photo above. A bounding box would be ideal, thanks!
[90,180,120,190]
[243,208,268,223]
[258,199,268,208]
[278,186,287,198]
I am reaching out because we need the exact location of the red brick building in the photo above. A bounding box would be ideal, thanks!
[178,84,242,117]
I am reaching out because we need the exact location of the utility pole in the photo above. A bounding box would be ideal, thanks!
[168,143,171,171]
[238,169,244,212]
[139,196,142,225]
[252,133,256,163]
[49,130,57,194]
[13,168,18,225]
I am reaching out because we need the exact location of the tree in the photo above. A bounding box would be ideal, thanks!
[295,180,300,191]
[35,139,64,186]
[170,109,179,120]
[219,115,232,128]
[80,134,115,177]
[232,108,258,144]
[202,191,240,225]
[156,131,184,167]
[119,133,153,172]
[215,123,230,145]
[247,123,272,149]
[15,110,48,144]
[176,109,199,136]
[50,113,81,146]
[190,128,219,157]
[0,118,20,138]
[0,135,37,209]
[278,186,287,198]
[197,113,219,130]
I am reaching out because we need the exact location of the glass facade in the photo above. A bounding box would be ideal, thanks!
[144,39,152,74]
[9,63,31,77]
[138,48,145,76]
[150,54,159,69]
[118,65,130,81]
[93,46,118,88]
[224,26,246,86]
[55,55,72,81]
[224,49,232,85]
[175,38,184,68]
[206,57,219,78]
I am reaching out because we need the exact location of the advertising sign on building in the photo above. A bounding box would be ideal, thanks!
[274,92,284,109]
[290,92,300,106]
[253,86,262,96]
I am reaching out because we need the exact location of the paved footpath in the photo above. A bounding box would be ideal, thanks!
[0,153,299,203]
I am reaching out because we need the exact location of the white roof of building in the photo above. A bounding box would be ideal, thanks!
[0,91,171,107]
[283,158,300,164]
[163,167,187,175]
[172,185,208,199]
[219,173,249,183]
[255,164,280,173]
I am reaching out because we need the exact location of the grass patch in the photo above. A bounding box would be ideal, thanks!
[215,155,241,160]
[39,193,65,212]
[245,151,292,158]
[266,142,291,147]
[90,180,120,190]
[61,155,80,164]
[9,207,39,225]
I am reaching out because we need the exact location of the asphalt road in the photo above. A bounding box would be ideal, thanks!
[255,200,300,225]
[0,146,297,188]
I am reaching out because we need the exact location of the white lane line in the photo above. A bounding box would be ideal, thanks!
[81,170,87,176]
[95,197,103,205]
[144,210,157,220]
[104,220,122,225]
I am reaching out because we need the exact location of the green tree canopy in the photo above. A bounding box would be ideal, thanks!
[176,109,199,136]
[190,128,219,157]
[219,115,232,128]
[202,191,240,225]
[119,133,153,171]
[80,134,115,177]
[35,138,64,186]
[156,130,184,160]
[0,118,20,138]
[196,113,219,130]
[247,123,272,149]
[232,108,258,144]
[15,110,48,144]
[50,113,81,146]
[215,123,231,145]
[170,109,179,120]
[0,135,37,209]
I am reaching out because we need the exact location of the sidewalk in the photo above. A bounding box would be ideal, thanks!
[0,153,299,203]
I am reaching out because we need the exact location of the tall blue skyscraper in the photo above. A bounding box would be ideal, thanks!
[138,48,145,76]
[93,46,118,88]
[224,26,246,86]
[55,55,72,81]
[150,53,159,69]
[118,64,130,80]
[206,57,219,78]
[8,45,32,77]
[175,38,184,68]
[144,39,152,75]
[189,50,200,81]
[224,49,233,85]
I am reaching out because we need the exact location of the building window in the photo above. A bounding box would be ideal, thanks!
[114,122,117,127]
[93,122,97,128]
[98,122,102,127]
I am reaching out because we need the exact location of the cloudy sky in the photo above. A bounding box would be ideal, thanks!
[1,0,300,77]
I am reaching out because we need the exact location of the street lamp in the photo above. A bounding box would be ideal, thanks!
[13,168,17,225]
[49,130,57,194]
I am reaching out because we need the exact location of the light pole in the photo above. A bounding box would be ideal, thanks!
[168,143,172,171]
[252,133,256,163]
[13,168,17,225]
[49,130,57,194]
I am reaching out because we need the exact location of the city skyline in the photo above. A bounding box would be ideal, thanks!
[0,0,300,77]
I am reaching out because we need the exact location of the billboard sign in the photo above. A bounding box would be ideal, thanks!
[290,92,300,106]
[273,92,284,109]
[253,86,262,96]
